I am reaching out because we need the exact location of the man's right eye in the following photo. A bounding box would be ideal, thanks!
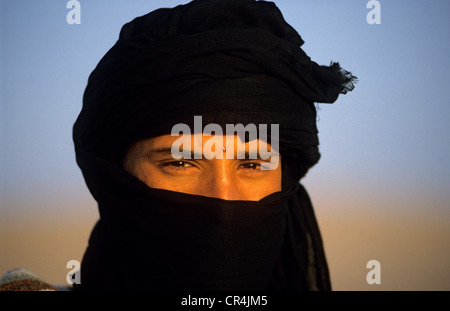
[158,160,198,176]
[160,160,196,168]
[165,161,192,167]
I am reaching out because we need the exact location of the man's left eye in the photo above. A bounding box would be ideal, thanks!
[239,162,261,170]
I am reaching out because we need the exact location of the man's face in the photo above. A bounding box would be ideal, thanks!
[123,133,282,201]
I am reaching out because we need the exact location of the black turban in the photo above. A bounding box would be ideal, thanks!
[73,0,356,291]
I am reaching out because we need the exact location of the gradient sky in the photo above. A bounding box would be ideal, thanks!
[1,0,449,289]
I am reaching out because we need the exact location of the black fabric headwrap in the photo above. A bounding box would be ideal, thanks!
[73,0,356,291]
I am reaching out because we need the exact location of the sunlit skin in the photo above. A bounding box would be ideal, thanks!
[123,134,282,201]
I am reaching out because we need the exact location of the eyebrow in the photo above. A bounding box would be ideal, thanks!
[144,148,174,156]
[144,148,277,160]
[144,147,202,159]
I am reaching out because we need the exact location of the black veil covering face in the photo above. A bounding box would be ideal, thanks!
[73,0,356,291]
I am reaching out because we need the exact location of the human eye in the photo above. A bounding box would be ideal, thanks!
[159,160,197,175]
[237,160,277,174]
[238,162,262,170]
[164,161,193,168]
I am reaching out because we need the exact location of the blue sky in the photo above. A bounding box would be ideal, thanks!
[1,0,449,216]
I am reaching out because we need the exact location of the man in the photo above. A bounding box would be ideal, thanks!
[72,0,356,290]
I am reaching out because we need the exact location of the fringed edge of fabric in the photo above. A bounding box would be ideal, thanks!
[330,61,358,95]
